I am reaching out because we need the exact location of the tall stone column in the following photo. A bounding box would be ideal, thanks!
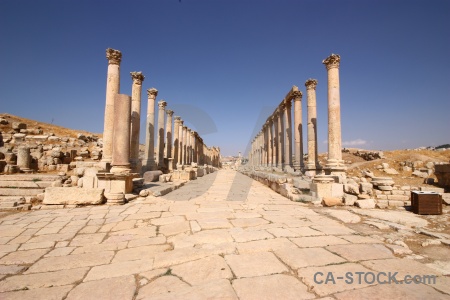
[323,54,345,172]
[129,72,144,173]
[156,100,167,168]
[182,126,187,165]
[267,120,272,167]
[177,120,184,167]
[292,90,304,171]
[173,116,181,166]
[277,106,284,168]
[272,114,278,168]
[187,129,193,164]
[283,99,293,169]
[305,79,320,173]
[191,131,197,163]
[110,94,131,174]
[142,88,158,172]
[165,110,173,159]
[102,48,122,166]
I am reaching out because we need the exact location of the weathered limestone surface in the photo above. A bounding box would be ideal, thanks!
[43,187,104,205]
[129,71,144,174]
[0,170,448,299]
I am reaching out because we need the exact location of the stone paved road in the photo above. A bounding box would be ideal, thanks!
[0,170,449,299]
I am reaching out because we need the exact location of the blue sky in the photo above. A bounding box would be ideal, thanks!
[1,0,449,156]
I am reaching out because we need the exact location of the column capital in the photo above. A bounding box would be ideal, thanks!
[305,79,318,90]
[291,90,303,100]
[174,116,182,122]
[323,54,341,70]
[283,98,292,107]
[279,101,286,111]
[130,72,145,85]
[190,130,195,136]
[106,48,122,65]
[182,125,187,130]
[166,109,174,116]
[158,100,167,109]
[147,88,158,98]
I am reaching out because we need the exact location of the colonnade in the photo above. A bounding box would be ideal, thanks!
[102,48,220,175]
[249,54,344,175]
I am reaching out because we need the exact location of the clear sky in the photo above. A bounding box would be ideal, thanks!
[1,0,449,156]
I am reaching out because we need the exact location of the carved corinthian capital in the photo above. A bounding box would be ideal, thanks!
[130,72,145,85]
[291,90,303,100]
[147,88,158,99]
[305,79,318,90]
[166,109,174,116]
[322,53,341,70]
[158,100,167,109]
[106,48,122,65]
[174,116,182,122]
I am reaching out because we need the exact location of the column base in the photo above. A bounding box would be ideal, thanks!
[104,192,125,205]
[97,161,111,172]
[141,159,158,173]
[110,165,131,175]
[324,159,347,183]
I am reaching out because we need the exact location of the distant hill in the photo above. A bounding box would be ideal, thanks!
[436,144,450,149]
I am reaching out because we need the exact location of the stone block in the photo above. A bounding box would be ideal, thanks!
[388,200,405,207]
[387,195,409,201]
[143,170,163,183]
[420,186,445,193]
[355,199,376,209]
[43,187,104,205]
[322,197,343,207]
[343,193,357,206]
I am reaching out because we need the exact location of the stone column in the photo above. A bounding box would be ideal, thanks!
[156,100,167,168]
[129,71,144,173]
[272,114,278,167]
[277,106,284,168]
[102,48,122,166]
[177,120,184,167]
[173,116,181,166]
[292,90,304,171]
[142,88,158,172]
[305,79,320,173]
[17,145,31,172]
[191,131,197,163]
[267,120,272,167]
[110,94,131,174]
[323,54,345,171]
[283,99,293,169]
[165,110,173,159]
[187,129,192,165]
[182,126,187,165]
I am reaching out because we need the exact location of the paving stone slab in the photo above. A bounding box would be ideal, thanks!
[290,236,350,248]
[311,225,356,235]
[236,237,296,254]
[137,275,189,299]
[0,265,25,275]
[0,267,88,292]
[326,243,394,261]
[299,263,375,296]
[113,244,171,262]
[171,255,233,285]
[275,247,346,269]
[0,285,73,300]
[361,258,441,280]
[66,275,136,300]
[25,251,114,273]
[158,221,191,236]
[139,278,238,300]
[84,258,155,281]
[229,228,273,242]
[0,248,49,265]
[334,281,449,300]
[197,218,233,230]
[230,218,270,228]
[225,252,288,278]
[233,274,315,300]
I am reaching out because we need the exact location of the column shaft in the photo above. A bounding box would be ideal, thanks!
[165,110,173,159]
[143,88,158,172]
[130,72,144,173]
[284,99,292,169]
[102,48,121,164]
[277,107,284,167]
[306,79,319,170]
[156,100,167,168]
[293,91,304,171]
[111,94,131,173]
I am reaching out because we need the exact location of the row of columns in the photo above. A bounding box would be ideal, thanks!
[102,48,220,175]
[249,53,344,175]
